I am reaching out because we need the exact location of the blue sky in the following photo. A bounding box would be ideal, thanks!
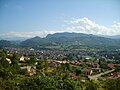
[0,0,120,39]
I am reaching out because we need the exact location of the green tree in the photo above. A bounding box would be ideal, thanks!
[0,59,9,68]
[104,78,120,90]
[27,56,37,66]
[11,53,19,66]
[0,51,6,60]
[36,59,48,72]
[0,52,9,68]
[115,66,120,72]
[85,81,97,90]
[75,69,81,76]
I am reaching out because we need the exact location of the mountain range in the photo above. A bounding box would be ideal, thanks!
[0,32,120,49]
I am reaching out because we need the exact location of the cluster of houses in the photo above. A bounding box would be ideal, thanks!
[107,72,120,79]
[47,59,120,80]
[6,47,99,61]
[107,64,120,69]
[1,48,120,80]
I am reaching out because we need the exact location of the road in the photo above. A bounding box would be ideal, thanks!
[88,69,115,80]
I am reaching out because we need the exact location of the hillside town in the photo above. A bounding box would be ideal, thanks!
[0,47,120,89]
[1,47,120,86]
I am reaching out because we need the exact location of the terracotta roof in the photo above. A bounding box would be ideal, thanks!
[72,75,82,80]
[107,64,115,68]
[82,68,92,73]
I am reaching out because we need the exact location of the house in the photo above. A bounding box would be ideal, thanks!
[91,63,99,68]
[72,75,82,81]
[82,68,93,75]
[48,60,61,68]
[29,48,34,51]
[115,64,120,67]
[107,64,115,69]
[6,58,11,64]
[111,72,120,78]
[20,56,25,62]
[107,72,120,79]
[92,68,101,73]
[26,66,36,75]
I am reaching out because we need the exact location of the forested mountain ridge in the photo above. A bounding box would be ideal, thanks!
[0,32,120,49]
[20,32,120,49]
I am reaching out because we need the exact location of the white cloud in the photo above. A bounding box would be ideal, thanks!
[64,17,120,35]
[0,30,65,40]
[0,17,120,40]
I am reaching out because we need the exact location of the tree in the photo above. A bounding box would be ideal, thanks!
[0,58,9,68]
[115,66,120,72]
[65,63,71,71]
[36,59,48,72]
[27,56,37,66]
[0,51,6,61]
[85,81,97,90]
[11,53,19,66]
[104,78,120,90]
[2,49,7,55]
[75,69,81,76]
[0,52,9,68]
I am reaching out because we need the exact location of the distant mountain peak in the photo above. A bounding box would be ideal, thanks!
[34,36,40,38]
[46,32,95,38]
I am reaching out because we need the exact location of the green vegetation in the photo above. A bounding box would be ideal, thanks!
[0,32,120,50]
[0,49,120,90]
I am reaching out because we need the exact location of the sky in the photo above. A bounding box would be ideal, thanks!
[0,0,120,40]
